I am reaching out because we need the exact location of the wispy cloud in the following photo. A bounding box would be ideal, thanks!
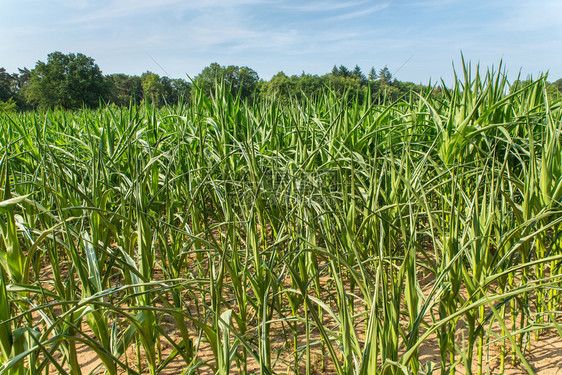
[401,0,460,8]
[1,0,561,83]
[280,0,370,12]
[326,3,390,21]
[186,25,295,51]
[64,0,183,23]
[494,0,562,33]
[54,0,95,10]
[65,0,269,24]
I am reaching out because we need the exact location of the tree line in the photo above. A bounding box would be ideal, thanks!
[0,52,191,111]
[2,51,561,111]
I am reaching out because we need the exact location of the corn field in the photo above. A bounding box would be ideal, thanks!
[1,64,562,375]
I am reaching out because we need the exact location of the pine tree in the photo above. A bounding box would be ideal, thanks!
[352,65,367,84]
[368,67,378,81]
[379,66,392,84]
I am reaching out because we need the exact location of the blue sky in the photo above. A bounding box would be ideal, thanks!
[1,0,561,84]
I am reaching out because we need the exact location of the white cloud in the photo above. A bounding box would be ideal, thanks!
[326,3,390,21]
[494,0,562,33]
[281,0,370,12]
[2,0,561,83]
[401,0,460,8]
[64,0,272,24]
[63,0,183,23]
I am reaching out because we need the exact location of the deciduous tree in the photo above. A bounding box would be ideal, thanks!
[141,72,164,106]
[195,63,259,100]
[0,68,13,102]
[105,73,144,106]
[25,52,108,109]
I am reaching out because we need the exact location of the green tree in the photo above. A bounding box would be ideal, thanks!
[25,52,108,109]
[331,65,352,78]
[233,66,260,99]
[352,65,367,85]
[170,78,191,103]
[105,73,144,106]
[14,68,32,109]
[16,68,31,89]
[0,68,13,102]
[295,73,323,99]
[324,74,363,103]
[368,67,378,82]
[0,68,33,110]
[141,72,164,106]
[158,77,191,105]
[546,81,562,100]
[338,65,351,78]
[106,73,190,107]
[553,78,562,94]
[263,72,293,100]
[195,63,259,100]
[378,66,392,84]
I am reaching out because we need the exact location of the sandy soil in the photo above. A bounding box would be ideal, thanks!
[31,246,562,374]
